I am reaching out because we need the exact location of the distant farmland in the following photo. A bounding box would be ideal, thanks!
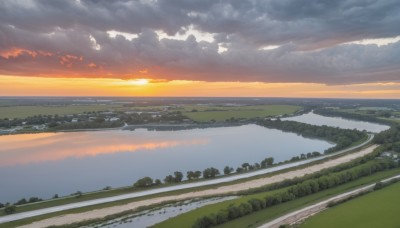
[0,105,121,119]
[183,105,300,122]
[301,182,400,228]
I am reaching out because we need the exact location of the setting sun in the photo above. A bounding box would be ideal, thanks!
[129,79,149,86]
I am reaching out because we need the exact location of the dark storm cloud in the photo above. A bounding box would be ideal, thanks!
[0,0,400,84]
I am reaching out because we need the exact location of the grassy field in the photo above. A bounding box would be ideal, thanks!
[0,105,121,119]
[301,181,400,228]
[183,105,300,122]
[152,168,400,228]
[380,117,400,124]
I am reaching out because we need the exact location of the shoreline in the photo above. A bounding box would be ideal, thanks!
[14,144,378,227]
[0,134,373,225]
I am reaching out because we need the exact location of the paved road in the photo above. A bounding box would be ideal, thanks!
[0,134,374,224]
[259,172,400,228]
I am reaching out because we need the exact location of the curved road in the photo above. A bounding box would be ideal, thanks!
[0,134,374,224]
[259,173,400,228]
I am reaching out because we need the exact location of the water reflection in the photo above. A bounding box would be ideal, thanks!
[0,125,333,202]
[0,131,208,167]
[283,112,390,133]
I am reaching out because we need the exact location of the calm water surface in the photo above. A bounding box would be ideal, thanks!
[283,112,390,133]
[0,124,333,202]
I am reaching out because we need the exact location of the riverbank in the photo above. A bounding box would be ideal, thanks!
[259,174,400,228]
[10,144,378,227]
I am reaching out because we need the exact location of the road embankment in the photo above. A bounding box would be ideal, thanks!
[16,144,378,228]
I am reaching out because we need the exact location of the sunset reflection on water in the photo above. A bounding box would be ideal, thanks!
[0,131,209,167]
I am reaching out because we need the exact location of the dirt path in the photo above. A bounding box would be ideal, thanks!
[19,144,378,228]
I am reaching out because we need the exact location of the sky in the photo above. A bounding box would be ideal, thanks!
[0,0,400,98]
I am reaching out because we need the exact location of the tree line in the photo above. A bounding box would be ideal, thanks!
[192,159,397,228]
[133,157,275,188]
[373,124,400,152]
[314,109,393,125]
[258,119,366,154]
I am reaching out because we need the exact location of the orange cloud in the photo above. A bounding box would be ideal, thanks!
[0,75,399,98]
[0,48,55,59]
[1,48,37,59]
[59,54,83,67]
[87,62,97,68]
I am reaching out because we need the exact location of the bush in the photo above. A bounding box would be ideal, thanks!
[192,159,397,227]
[374,181,384,190]
[4,205,16,214]
[134,177,154,188]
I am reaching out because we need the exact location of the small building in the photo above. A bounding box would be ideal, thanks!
[71,118,79,123]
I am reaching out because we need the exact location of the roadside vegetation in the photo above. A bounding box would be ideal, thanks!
[301,180,400,228]
[258,119,366,154]
[314,108,395,125]
[153,156,398,228]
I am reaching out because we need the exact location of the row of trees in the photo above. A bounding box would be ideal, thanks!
[258,119,366,154]
[133,167,222,188]
[314,108,393,125]
[14,196,43,206]
[0,196,43,215]
[193,159,397,228]
[133,156,276,188]
[373,125,400,152]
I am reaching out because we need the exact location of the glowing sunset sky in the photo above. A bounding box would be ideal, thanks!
[0,0,400,98]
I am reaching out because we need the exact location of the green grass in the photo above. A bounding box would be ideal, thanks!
[183,105,300,122]
[0,105,121,119]
[153,168,400,228]
[379,117,400,124]
[301,181,400,228]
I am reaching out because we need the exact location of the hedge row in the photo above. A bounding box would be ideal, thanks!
[193,159,397,228]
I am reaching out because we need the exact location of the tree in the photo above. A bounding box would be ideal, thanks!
[103,186,112,190]
[374,181,384,190]
[154,179,162,185]
[134,176,153,188]
[194,170,202,179]
[223,166,233,175]
[174,171,183,182]
[15,198,27,205]
[393,142,400,152]
[4,205,16,214]
[236,167,244,173]
[74,191,83,198]
[203,167,220,178]
[187,170,202,180]
[0,203,4,208]
[261,157,274,168]
[241,163,250,171]
[28,197,42,203]
[187,171,195,180]
[53,194,59,199]
[164,175,175,183]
